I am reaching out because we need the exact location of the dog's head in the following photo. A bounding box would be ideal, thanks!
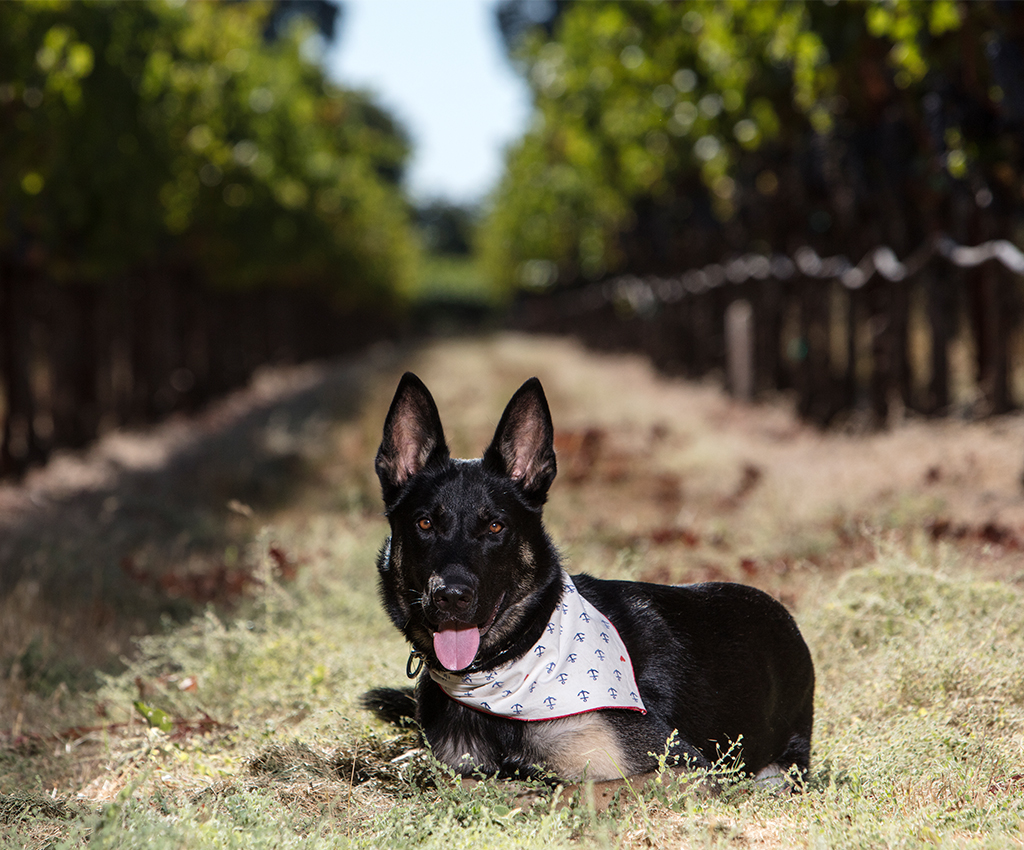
[374,373,561,673]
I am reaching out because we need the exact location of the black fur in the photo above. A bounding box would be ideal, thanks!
[365,373,815,783]
[361,687,417,727]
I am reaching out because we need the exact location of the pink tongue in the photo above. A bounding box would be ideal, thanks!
[433,623,481,671]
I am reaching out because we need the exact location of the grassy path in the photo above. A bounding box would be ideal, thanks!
[2,332,1024,848]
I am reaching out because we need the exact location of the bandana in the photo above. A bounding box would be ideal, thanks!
[429,572,647,721]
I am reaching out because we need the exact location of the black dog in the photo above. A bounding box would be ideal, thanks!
[363,373,814,783]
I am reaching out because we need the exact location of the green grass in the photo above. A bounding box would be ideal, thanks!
[4,333,1024,849]
[413,254,500,305]
[4,525,1023,849]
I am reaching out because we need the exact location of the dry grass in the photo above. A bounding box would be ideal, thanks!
[2,332,1024,848]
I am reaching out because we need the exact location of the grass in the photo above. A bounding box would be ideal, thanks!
[6,542,1023,848]
[3,333,1024,848]
[413,254,497,306]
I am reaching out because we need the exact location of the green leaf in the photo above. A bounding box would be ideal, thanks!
[928,0,961,36]
[134,700,174,732]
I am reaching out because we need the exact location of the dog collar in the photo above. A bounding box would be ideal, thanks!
[429,572,647,721]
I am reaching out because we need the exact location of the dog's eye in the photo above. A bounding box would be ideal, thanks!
[488,521,504,534]
[417,518,432,531]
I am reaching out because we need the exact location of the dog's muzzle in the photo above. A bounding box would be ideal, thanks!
[425,572,477,622]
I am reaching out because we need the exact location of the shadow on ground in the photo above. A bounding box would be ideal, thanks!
[0,344,404,700]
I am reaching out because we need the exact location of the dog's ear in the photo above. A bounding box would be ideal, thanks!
[483,377,556,504]
[376,372,450,504]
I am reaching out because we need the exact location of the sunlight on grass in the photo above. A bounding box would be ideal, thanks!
[413,254,499,305]
[5,527,1023,849]
[5,336,1024,849]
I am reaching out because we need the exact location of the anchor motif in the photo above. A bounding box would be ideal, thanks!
[427,572,647,720]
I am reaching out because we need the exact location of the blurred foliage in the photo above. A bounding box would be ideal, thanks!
[410,201,494,312]
[482,0,1023,293]
[262,0,342,44]
[0,0,416,300]
[415,200,477,257]
[495,0,570,56]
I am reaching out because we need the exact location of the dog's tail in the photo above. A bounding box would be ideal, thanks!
[361,687,418,727]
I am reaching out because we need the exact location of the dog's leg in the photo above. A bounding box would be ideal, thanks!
[754,730,812,792]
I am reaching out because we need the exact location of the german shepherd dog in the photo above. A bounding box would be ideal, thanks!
[363,373,814,784]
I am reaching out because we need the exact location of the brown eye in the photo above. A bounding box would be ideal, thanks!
[418,518,432,531]
[488,521,504,534]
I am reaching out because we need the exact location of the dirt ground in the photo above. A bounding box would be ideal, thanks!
[390,334,1024,589]
[3,331,1024,732]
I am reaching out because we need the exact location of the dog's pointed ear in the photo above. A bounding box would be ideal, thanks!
[483,378,556,504]
[376,373,450,504]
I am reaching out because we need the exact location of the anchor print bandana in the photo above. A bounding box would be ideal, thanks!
[429,572,647,721]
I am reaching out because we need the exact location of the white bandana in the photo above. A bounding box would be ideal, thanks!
[429,573,647,721]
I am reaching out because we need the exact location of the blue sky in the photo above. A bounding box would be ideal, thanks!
[326,0,533,206]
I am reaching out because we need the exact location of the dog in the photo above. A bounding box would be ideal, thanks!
[363,373,814,784]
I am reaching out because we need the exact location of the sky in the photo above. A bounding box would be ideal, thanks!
[326,0,533,206]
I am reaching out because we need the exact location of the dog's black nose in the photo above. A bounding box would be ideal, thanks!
[432,583,475,616]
